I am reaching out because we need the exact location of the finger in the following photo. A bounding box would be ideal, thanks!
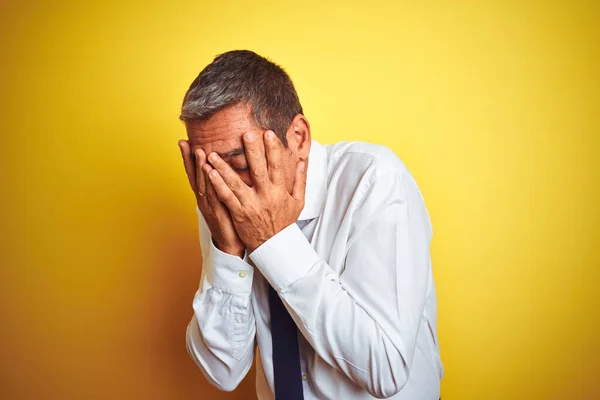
[243,132,269,189]
[207,168,243,213]
[203,163,220,208]
[178,140,197,192]
[264,130,285,185]
[205,173,235,224]
[194,148,207,198]
[207,152,250,201]
[206,175,235,229]
[291,160,307,203]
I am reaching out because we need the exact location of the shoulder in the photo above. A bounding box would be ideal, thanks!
[318,141,413,212]
[320,140,432,236]
[324,141,413,182]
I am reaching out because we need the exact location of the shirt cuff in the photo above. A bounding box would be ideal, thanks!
[204,241,254,294]
[249,223,320,293]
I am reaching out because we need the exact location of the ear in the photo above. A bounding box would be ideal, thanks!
[286,114,311,160]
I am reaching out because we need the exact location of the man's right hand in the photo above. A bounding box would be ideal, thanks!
[178,140,245,258]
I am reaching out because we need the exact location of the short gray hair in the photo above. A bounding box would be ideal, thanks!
[180,50,304,146]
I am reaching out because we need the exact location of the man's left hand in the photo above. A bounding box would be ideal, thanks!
[203,130,307,253]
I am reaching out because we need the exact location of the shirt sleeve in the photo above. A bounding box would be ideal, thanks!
[186,209,256,392]
[249,170,432,398]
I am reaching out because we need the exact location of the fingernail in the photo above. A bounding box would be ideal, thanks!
[245,132,255,141]
[265,131,275,141]
[210,170,218,178]
[209,153,218,162]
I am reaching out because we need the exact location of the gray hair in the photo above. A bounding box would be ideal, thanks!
[180,50,304,146]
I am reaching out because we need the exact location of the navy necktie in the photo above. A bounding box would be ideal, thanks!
[269,285,304,399]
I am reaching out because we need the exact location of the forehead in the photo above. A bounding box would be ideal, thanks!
[185,103,259,153]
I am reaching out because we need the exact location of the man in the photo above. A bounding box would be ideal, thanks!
[178,50,443,399]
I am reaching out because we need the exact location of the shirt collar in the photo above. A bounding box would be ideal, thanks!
[298,140,328,221]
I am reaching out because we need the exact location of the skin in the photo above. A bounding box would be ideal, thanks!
[178,103,312,256]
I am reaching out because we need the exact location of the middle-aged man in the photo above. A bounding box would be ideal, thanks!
[178,50,443,400]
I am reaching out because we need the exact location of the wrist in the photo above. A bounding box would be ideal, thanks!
[245,224,291,254]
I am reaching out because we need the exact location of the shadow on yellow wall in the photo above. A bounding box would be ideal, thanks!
[1,1,598,399]
[138,203,257,399]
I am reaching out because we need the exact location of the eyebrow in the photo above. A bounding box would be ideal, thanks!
[217,147,245,159]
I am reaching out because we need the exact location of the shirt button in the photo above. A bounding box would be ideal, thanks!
[301,373,308,381]
[238,271,247,278]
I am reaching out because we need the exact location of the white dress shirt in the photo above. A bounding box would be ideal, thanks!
[187,140,443,399]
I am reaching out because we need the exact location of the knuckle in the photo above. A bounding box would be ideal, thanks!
[271,159,284,169]
[229,179,241,190]
[253,167,267,179]
[232,213,244,224]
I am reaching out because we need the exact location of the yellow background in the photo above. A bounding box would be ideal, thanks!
[1,1,598,399]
